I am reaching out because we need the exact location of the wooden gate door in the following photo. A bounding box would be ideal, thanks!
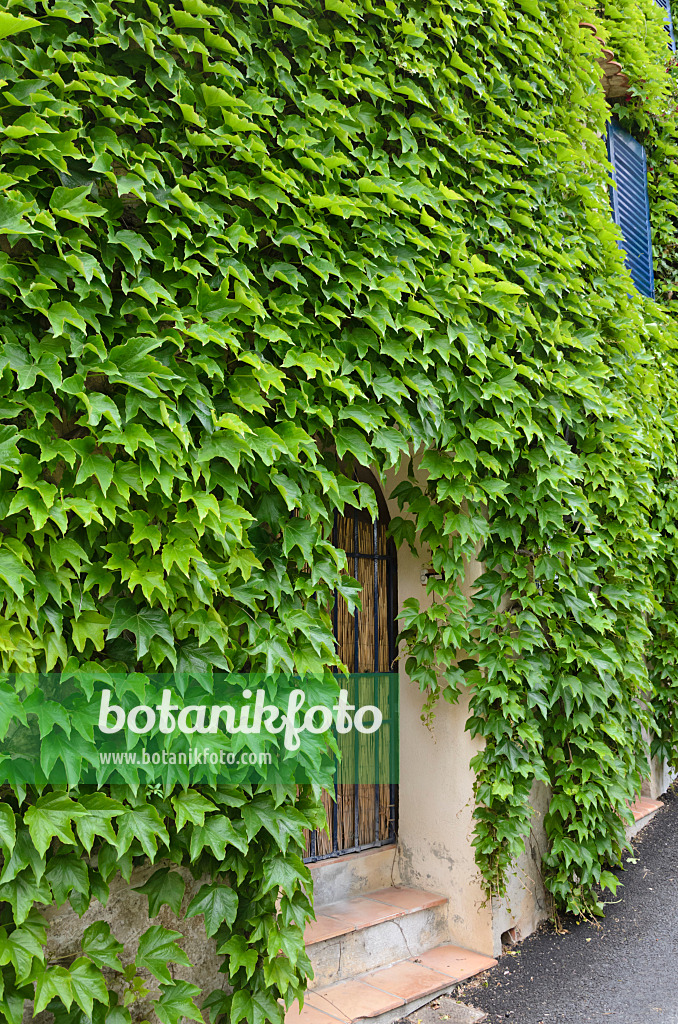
[304,481,398,862]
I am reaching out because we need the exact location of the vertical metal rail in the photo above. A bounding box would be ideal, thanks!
[386,535,397,843]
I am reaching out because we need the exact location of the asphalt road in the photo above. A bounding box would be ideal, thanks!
[457,785,678,1024]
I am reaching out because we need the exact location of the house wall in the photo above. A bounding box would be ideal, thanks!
[643,740,676,801]
[377,458,556,958]
[306,454,678,961]
[30,455,678,1024]
[380,460,496,957]
[490,781,552,956]
[396,681,495,956]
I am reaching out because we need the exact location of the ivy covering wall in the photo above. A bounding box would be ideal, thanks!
[624,0,678,808]
[1,0,678,1021]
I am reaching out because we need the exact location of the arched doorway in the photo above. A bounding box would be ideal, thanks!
[305,472,398,861]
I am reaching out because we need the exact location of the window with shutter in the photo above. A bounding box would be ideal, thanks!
[654,0,676,51]
[606,120,655,299]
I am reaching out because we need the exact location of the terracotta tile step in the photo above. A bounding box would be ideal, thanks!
[304,887,447,947]
[286,943,497,1024]
[629,796,663,823]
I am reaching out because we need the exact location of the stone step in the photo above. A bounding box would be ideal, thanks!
[627,796,663,838]
[309,848,397,906]
[305,887,448,989]
[287,943,497,1024]
[630,796,663,822]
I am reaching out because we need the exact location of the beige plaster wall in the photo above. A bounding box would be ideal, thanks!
[379,459,495,958]
[396,683,494,956]
[490,781,552,957]
[640,729,676,800]
[648,755,677,799]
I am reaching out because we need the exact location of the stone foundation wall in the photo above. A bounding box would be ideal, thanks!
[35,861,226,1024]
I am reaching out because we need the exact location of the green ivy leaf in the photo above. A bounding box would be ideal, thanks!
[72,611,109,653]
[45,853,89,907]
[68,957,109,1016]
[0,828,45,886]
[185,883,238,938]
[0,804,16,853]
[47,301,87,337]
[34,965,74,1014]
[260,853,311,895]
[231,988,283,1024]
[135,926,190,984]
[0,874,51,925]
[189,814,248,860]
[74,452,114,494]
[0,12,42,39]
[171,789,215,831]
[0,988,27,1024]
[24,793,86,858]
[0,924,44,985]
[115,804,170,860]
[0,553,36,602]
[81,921,124,971]
[134,867,185,917]
[282,519,316,563]
[107,600,174,659]
[155,980,203,1024]
[216,935,258,980]
[241,796,309,854]
[50,186,106,226]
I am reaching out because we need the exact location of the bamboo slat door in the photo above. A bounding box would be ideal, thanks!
[304,500,399,862]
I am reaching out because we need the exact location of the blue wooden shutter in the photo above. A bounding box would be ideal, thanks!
[654,0,676,51]
[606,120,655,299]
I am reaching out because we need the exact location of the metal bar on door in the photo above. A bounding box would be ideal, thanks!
[387,542,397,842]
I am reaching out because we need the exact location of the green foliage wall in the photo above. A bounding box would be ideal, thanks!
[1,0,678,1021]
[605,0,678,783]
